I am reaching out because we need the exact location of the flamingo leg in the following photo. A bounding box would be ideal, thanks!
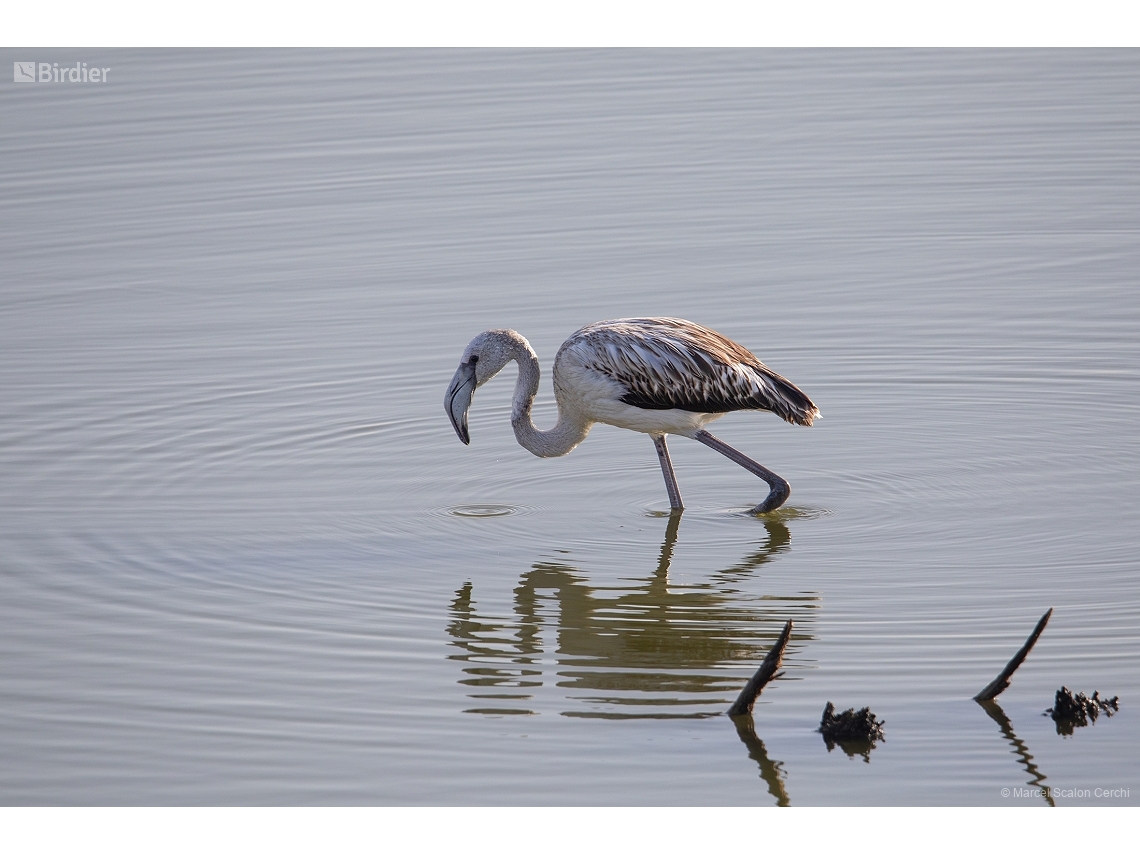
[652,434,684,511]
[694,429,790,514]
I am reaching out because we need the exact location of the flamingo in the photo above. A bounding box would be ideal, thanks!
[444,317,819,514]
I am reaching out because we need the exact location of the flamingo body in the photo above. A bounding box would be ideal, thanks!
[445,318,818,513]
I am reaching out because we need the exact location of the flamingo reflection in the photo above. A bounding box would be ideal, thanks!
[446,514,816,720]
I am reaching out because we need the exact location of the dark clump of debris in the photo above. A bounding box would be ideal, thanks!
[1047,687,1119,735]
[819,702,885,761]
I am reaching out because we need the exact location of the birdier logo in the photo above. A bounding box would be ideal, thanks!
[13,62,110,83]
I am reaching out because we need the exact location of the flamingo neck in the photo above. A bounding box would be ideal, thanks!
[507,336,591,459]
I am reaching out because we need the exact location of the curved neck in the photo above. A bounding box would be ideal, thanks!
[505,335,591,458]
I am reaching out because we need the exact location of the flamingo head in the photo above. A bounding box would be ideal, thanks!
[444,330,523,444]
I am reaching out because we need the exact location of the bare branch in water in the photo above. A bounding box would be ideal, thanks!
[974,608,1053,702]
[728,620,792,717]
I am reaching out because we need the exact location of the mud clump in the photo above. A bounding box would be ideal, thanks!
[819,702,885,760]
[1048,687,1119,735]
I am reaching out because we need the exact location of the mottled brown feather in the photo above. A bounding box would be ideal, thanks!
[560,318,819,426]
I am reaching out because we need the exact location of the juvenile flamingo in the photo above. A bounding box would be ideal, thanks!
[444,318,818,513]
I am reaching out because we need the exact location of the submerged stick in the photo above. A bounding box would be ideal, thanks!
[728,620,793,717]
[973,608,1053,702]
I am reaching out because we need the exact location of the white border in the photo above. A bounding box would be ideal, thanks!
[5,1,1140,47]
[4,807,1139,854]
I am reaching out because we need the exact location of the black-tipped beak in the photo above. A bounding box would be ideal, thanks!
[445,360,476,445]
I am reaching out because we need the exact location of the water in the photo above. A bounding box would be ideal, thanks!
[1,49,1137,805]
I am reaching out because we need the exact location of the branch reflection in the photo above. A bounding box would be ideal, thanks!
[732,714,790,806]
[977,699,1054,807]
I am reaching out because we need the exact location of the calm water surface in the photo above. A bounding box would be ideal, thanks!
[1,49,1138,805]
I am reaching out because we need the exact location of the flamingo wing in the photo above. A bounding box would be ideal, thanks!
[562,318,819,426]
